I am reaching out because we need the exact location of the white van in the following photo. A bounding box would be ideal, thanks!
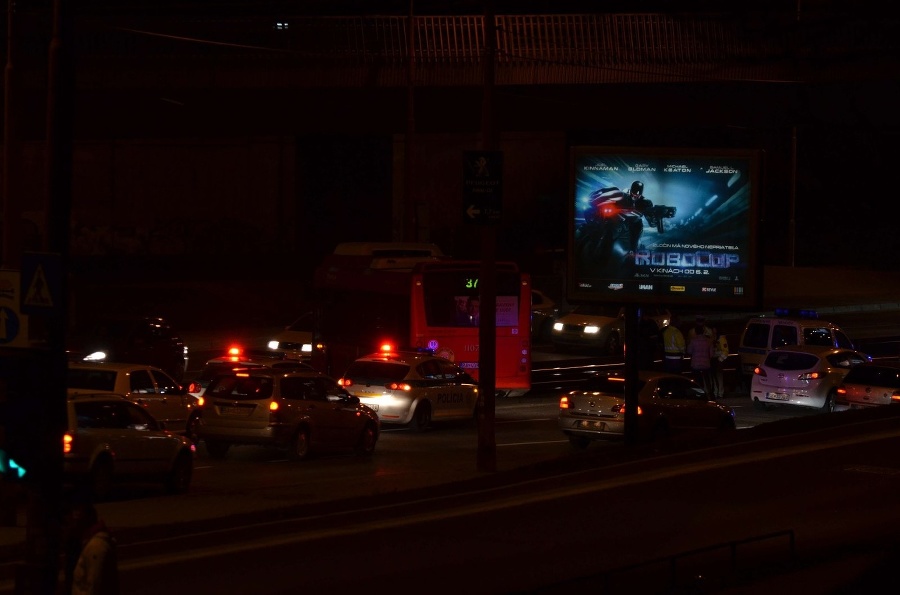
[737,309,857,379]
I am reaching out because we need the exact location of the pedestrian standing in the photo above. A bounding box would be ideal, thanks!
[713,329,729,398]
[686,320,716,397]
[65,501,120,595]
[660,314,685,374]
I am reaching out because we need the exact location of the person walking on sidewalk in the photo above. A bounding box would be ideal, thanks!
[686,320,716,397]
[661,314,686,374]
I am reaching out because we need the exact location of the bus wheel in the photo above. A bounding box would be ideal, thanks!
[410,402,432,432]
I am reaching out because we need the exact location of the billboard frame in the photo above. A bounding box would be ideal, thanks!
[566,145,762,310]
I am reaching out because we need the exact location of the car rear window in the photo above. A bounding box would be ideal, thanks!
[763,351,819,370]
[844,365,900,387]
[581,375,647,394]
[343,361,410,382]
[67,369,117,391]
[206,375,274,400]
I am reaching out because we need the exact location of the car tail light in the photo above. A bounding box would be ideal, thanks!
[338,378,352,388]
[63,433,73,455]
[799,372,821,381]
[560,395,571,409]
[753,367,766,376]
[386,382,411,391]
[188,381,202,394]
[269,401,279,412]
[836,386,847,396]
[891,391,900,404]
[613,404,643,415]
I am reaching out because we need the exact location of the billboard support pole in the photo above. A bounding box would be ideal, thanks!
[623,305,640,446]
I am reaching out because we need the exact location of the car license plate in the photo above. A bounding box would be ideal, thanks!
[219,405,250,416]
[767,393,788,401]
[578,420,606,430]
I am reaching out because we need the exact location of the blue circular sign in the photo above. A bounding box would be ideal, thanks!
[0,306,20,344]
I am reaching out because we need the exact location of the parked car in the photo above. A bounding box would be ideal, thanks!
[338,346,479,431]
[67,361,202,445]
[834,362,900,411]
[198,368,379,460]
[558,370,735,447]
[531,289,560,343]
[67,315,189,382]
[749,345,871,412]
[187,348,314,401]
[64,393,194,499]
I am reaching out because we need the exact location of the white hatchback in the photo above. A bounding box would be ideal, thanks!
[750,345,870,412]
[338,347,479,431]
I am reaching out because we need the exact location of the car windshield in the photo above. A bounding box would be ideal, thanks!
[343,361,410,383]
[287,312,314,332]
[573,304,620,318]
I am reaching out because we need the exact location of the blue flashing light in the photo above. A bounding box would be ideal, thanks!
[774,307,818,319]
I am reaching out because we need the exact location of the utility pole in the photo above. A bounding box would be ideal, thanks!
[404,0,417,242]
[476,1,497,473]
[15,0,74,592]
[3,0,23,269]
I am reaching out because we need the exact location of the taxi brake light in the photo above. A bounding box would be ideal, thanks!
[386,382,412,391]
[269,401,279,412]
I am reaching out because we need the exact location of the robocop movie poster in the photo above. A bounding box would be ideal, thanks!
[569,148,758,305]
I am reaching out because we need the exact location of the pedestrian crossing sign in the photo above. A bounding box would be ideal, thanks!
[20,252,62,316]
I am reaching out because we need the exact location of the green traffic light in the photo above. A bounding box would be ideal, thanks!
[0,451,26,479]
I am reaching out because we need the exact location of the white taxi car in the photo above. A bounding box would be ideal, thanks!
[750,345,871,412]
[337,346,479,431]
[67,361,203,445]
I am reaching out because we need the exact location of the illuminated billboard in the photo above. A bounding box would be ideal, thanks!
[568,146,761,308]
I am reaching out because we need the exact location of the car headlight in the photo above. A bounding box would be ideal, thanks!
[267,340,280,350]
[553,322,563,331]
[584,325,600,334]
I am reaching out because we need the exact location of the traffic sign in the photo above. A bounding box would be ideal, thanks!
[21,252,62,317]
[463,150,502,224]
[0,270,28,348]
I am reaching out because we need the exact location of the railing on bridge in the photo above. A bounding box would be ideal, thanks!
[12,12,900,87]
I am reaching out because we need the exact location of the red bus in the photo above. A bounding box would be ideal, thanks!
[311,243,532,396]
